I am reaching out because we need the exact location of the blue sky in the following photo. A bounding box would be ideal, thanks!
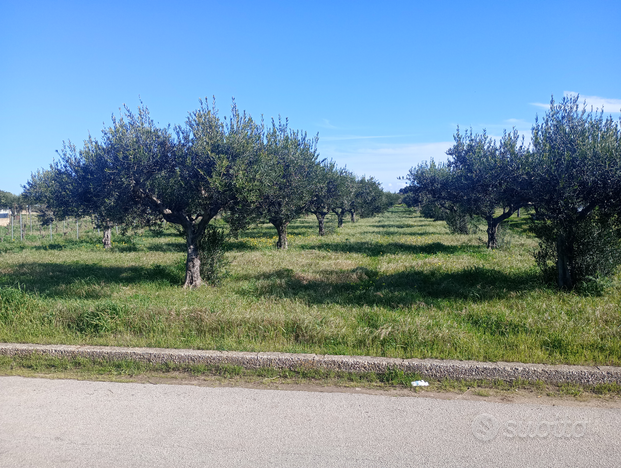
[2,0,620,195]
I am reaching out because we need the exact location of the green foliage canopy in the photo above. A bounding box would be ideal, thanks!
[25,99,265,288]
[529,95,621,289]
[250,118,321,249]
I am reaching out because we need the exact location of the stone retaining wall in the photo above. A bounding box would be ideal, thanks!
[1,343,620,385]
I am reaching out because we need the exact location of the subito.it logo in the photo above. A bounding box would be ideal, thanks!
[472,413,500,441]
[471,413,588,441]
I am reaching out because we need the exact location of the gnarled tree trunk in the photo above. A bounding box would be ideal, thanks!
[141,193,220,289]
[332,209,345,228]
[184,225,203,288]
[272,220,289,249]
[102,226,112,249]
[315,212,327,236]
[486,220,499,249]
[485,209,515,249]
[350,210,356,223]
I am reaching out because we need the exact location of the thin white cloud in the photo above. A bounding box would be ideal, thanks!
[564,92,621,113]
[531,92,621,113]
[318,141,453,191]
[354,142,453,158]
[317,119,339,129]
[504,118,530,127]
[531,101,550,110]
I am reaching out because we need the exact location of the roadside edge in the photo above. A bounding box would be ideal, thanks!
[1,343,620,385]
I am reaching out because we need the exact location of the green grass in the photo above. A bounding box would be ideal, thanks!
[1,206,621,366]
[0,353,423,388]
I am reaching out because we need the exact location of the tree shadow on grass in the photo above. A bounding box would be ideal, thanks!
[233,265,542,309]
[140,242,186,253]
[352,228,449,237]
[30,240,100,251]
[0,262,184,298]
[238,225,321,240]
[370,222,435,230]
[296,240,490,257]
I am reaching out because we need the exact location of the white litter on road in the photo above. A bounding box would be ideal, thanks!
[411,380,430,387]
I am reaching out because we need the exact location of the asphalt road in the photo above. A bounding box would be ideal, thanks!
[1,376,620,467]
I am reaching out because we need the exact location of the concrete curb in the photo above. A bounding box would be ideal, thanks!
[1,343,620,385]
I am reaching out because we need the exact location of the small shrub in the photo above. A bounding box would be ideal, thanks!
[419,203,478,235]
[401,192,418,209]
[420,203,446,221]
[198,225,229,286]
[532,212,621,289]
[494,224,512,250]
[575,276,615,297]
[445,210,478,235]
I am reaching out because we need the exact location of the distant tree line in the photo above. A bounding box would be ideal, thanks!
[0,191,26,217]
[23,99,397,288]
[402,95,621,290]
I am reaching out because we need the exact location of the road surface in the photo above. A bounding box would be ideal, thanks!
[1,376,620,467]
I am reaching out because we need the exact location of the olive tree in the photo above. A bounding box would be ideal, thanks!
[529,95,621,289]
[307,160,346,235]
[405,128,530,247]
[351,176,389,220]
[25,140,143,248]
[251,118,321,249]
[330,170,357,228]
[403,160,473,233]
[131,100,264,287]
[445,128,530,247]
[26,99,264,288]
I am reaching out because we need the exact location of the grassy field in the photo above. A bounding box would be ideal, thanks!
[1,206,620,366]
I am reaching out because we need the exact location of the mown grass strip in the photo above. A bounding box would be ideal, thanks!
[1,353,620,400]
